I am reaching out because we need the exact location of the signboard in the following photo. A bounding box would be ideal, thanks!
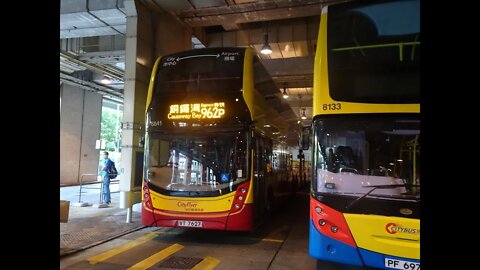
[167,102,226,120]
[95,139,106,150]
[220,172,230,183]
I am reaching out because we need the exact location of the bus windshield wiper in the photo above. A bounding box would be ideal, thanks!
[345,184,420,210]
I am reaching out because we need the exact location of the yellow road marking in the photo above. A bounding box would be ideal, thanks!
[155,231,182,235]
[127,243,184,270]
[88,232,158,264]
[191,256,220,270]
[239,236,284,243]
[261,238,284,243]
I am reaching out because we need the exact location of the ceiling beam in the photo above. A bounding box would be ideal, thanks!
[262,56,314,76]
[181,3,324,29]
[79,50,126,64]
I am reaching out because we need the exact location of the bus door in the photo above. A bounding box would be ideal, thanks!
[253,134,266,223]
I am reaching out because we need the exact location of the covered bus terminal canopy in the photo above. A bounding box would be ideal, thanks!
[60,1,348,269]
[60,0,336,206]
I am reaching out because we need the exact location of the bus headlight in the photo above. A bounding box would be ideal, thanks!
[331,226,338,233]
[319,219,326,226]
[315,206,322,213]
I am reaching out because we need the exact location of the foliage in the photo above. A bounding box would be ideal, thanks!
[100,107,122,152]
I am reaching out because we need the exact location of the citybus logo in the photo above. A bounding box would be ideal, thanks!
[386,223,420,235]
[177,201,198,208]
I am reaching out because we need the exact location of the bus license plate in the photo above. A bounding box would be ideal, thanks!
[178,220,203,228]
[385,258,420,270]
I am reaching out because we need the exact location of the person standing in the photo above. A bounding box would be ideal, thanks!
[102,151,113,204]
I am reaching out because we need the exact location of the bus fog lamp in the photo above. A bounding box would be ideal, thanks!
[315,206,322,213]
[234,203,240,209]
[238,195,244,201]
[241,187,247,193]
[331,226,338,233]
[319,219,326,226]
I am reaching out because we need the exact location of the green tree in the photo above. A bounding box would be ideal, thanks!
[100,107,122,152]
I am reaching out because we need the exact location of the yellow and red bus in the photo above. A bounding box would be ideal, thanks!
[141,47,293,231]
[308,0,420,269]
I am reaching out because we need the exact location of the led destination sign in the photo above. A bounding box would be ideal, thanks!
[168,102,226,120]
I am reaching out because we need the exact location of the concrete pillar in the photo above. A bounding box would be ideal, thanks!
[60,83,102,185]
[119,0,191,209]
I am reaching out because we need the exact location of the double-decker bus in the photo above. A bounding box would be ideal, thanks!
[141,47,293,231]
[308,0,420,269]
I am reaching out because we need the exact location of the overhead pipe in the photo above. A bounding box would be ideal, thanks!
[116,0,126,16]
[60,72,123,102]
[60,51,124,81]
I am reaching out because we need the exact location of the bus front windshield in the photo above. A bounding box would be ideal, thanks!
[313,117,420,200]
[145,131,249,193]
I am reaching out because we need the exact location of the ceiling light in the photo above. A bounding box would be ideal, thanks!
[260,33,272,55]
[282,87,289,99]
[301,108,307,120]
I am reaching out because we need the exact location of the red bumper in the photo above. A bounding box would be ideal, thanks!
[142,203,254,231]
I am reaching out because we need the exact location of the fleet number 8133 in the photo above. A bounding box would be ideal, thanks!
[322,103,341,110]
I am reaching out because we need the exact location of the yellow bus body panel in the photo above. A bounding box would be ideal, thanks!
[344,214,420,259]
[149,189,235,213]
[243,48,255,120]
[145,57,162,112]
[312,10,328,117]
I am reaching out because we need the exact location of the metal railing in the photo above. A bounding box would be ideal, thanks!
[77,173,119,205]
[77,174,99,204]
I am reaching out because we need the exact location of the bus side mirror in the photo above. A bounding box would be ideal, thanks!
[301,126,311,150]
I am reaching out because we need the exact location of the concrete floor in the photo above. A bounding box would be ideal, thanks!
[60,185,373,270]
[60,182,144,256]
